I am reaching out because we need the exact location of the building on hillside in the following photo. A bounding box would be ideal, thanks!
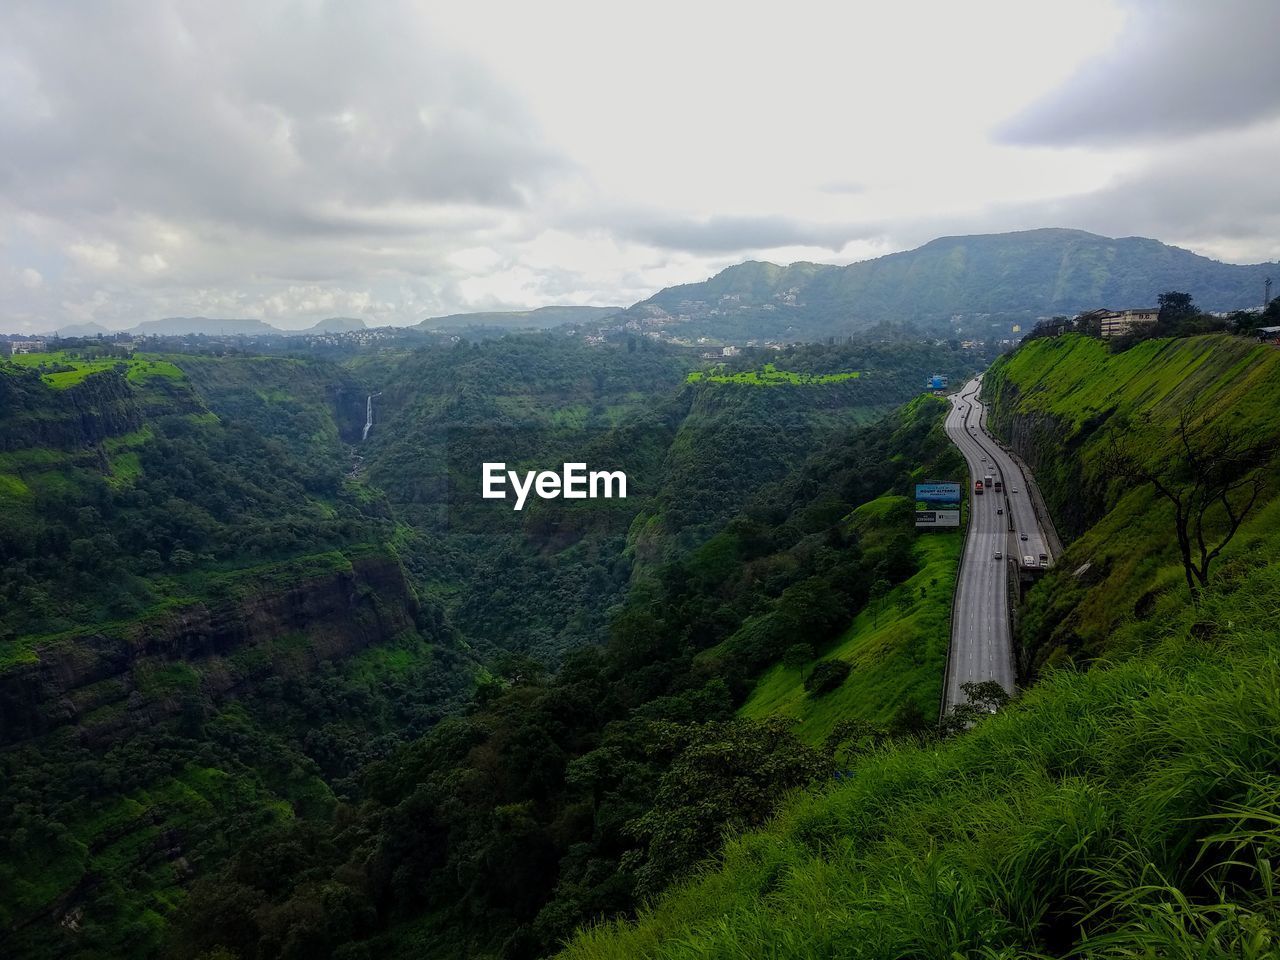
[721,345,740,357]
[6,339,47,356]
[1099,308,1158,339]
[1255,325,1280,344]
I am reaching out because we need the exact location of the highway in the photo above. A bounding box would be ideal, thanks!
[941,377,1052,712]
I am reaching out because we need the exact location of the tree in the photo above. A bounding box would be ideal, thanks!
[1154,291,1201,337]
[1103,408,1277,600]
[627,718,830,895]
[803,659,851,696]
[939,680,1012,736]
[869,577,891,626]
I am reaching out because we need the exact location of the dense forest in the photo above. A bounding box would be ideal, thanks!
[0,334,977,958]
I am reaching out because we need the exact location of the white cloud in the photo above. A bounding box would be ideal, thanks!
[0,0,1276,332]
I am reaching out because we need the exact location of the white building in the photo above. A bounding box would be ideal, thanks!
[1099,308,1158,339]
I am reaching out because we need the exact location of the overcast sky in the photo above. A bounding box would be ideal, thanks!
[2,0,1278,332]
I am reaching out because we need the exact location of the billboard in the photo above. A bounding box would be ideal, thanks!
[915,481,961,504]
[915,510,960,528]
[926,374,948,390]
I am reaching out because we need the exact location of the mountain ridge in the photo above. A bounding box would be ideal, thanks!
[627,228,1277,339]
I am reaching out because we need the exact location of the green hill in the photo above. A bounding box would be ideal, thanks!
[630,228,1276,339]
[558,333,1280,960]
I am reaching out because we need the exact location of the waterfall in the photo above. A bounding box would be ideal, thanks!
[362,394,374,441]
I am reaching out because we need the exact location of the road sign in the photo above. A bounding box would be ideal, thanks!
[915,482,961,504]
[915,510,960,528]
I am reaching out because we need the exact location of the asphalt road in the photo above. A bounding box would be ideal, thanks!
[941,377,1052,711]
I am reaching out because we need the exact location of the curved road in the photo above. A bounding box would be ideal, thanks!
[941,377,1051,711]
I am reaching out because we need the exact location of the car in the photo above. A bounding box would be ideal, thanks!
[997,508,1003,515]
[993,551,1003,560]
[1012,488,1019,493]
[1024,555,1036,567]
[1039,553,1048,564]
[1019,533,1028,541]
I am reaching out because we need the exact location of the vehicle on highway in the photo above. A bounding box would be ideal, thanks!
[1024,555,1036,567]
[1020,533,1029,541]
[994,479,1003,491]
[994,551,1003,560]
[984,474,994,488]
[1039,553,1048,565]
[974,481,984,495]
[1012,488,1019,493]
[997,508,1003,515]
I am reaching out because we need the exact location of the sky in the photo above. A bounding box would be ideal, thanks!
[1,0,1278,332]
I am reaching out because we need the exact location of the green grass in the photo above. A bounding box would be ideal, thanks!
[984,334,1280,665]
[560,334,1280,960]
[688,362,862,386]
[8,351,186,388]
[561,556,1280,960]
[740,499,961,743]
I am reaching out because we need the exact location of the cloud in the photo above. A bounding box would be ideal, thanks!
[589,210,885,255]
[998,0,1280,145]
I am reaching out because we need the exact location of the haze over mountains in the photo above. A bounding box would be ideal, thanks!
[415,305,622,331]
[44,229,1277,341]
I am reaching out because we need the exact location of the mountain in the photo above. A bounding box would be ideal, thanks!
[416,304,621,330]
[280,316,367,335]
[130,316,280,336]
[53,321,113,338]
[628,228,1278,338]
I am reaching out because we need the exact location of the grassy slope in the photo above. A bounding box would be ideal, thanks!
[739,497,960,744]
[687,363,862,386]
[985,334,1280,667]
[559,334,1280,960]
[8,351,185,388]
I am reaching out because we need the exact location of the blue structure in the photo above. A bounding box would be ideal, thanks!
[926,374,949,391]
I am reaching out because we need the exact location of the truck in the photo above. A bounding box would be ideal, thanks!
[974,480,984,495]
[994,479,1003,492]
[984,474,994,488]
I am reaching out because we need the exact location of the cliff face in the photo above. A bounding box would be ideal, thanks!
[0,552,420,746]
[982,375,1111,541]
[0,368,202,451]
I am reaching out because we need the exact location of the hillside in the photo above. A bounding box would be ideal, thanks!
[0,335,980,958]
[628,228,1277,339]
[560,332,1280,960]
[416,304,622,330]
[982,333,1280,672]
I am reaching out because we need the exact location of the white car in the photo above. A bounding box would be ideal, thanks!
[1024,555,1036,567]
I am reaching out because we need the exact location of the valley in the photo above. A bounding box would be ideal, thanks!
[3,320,1279,960]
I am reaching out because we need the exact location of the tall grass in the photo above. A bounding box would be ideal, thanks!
[559,565,1280,960]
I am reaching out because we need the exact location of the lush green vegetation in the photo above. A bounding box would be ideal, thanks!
[7,350,185,388]
[1,333,975,958]
[983,333,1280,671]
[166,392,964,959]
[739,502,960,744]
[559,331,1280,960]
[687,362,861,386]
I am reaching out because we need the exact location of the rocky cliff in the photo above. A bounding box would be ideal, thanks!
[0,550,420,746]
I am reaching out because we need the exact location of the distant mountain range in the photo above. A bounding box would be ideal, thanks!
[415,305,622,330]
[39,229,1278,343]
[54,316,370,338]
[626,228,1278,338]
